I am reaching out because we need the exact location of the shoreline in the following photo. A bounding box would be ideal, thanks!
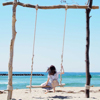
[0,87,100,100]
[0,74,44,76]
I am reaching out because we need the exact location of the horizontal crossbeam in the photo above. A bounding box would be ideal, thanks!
[3,2,99,9]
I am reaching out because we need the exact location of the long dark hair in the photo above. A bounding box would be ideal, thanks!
[46,65,56,75]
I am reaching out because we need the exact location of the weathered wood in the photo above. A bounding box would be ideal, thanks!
[3,2,13,6]
[7,0,17,100]
[3,2,99,9]
[85,0,92,98]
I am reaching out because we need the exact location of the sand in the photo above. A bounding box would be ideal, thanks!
[0,87,100,100]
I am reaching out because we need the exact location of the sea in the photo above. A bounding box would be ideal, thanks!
[0,72,100,90]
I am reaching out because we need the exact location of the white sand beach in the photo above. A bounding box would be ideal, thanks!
[0,87,100,100]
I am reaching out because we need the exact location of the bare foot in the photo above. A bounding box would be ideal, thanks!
[45,90,48,94]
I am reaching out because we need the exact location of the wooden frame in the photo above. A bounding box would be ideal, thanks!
[2,0,99,100]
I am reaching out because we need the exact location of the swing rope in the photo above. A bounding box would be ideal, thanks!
[29,4,67,90]
[30,4,38,92]
[60,4,68,84]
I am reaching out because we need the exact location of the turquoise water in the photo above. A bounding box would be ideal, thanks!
[0,72,100,90]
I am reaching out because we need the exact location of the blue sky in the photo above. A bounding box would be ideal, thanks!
[0,0,100,72]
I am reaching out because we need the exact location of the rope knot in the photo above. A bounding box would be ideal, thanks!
[85,84,90,90]
[65,4,68,10]
[61,55,63,59]
[36,4,38,10]
[7,85,13,91]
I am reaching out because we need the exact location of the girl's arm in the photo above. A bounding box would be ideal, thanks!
[60,65,64,74]
[45,77,49,85]
[42,77,50,87]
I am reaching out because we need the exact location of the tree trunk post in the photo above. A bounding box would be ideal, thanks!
[85,0,92,98]
[7,0,17,100]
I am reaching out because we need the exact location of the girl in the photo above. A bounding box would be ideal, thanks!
[41,65,64,93]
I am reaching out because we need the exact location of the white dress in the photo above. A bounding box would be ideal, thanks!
[41,72,60,90]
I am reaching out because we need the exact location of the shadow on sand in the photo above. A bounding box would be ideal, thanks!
[49,95,72,99]
[32,95,72,99]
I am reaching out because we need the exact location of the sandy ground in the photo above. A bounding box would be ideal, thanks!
[0,87,100,100]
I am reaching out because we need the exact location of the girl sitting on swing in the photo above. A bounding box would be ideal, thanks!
[41,65,64,94]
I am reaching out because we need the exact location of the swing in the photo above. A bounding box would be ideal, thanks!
[26,4,68,91]
[26,83,65,88]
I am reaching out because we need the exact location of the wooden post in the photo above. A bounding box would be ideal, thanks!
[7,0,17,100]
[85,0,92,98]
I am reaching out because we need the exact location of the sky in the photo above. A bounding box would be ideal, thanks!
[0,0,100,72]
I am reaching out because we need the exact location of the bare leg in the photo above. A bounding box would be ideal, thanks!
[53,87,55,93]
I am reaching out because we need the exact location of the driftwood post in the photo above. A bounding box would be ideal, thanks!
[85,0,92,98]
[7,0,17,100]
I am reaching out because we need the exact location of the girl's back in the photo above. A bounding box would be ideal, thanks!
[48,72,60,83]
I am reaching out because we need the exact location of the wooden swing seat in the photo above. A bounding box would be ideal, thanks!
[26,83,65,88]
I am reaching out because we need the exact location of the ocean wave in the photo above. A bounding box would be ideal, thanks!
[0,82,8,84]
[0,82,17,84]
[19,82,27,83]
